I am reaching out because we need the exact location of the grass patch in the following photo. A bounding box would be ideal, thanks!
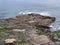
[51,30,60,41]
[35,25,45,35]
[18,42,30,45]
[36,29,45,35]
[0,28,26,41]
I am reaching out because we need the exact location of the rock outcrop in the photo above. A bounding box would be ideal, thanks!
[0,13,56,29]
[25,27,51,45]
[0,13,56,45]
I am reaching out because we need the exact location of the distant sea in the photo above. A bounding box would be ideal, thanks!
[0,0,60,31]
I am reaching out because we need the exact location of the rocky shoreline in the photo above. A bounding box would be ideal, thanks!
[0,13,56,45]
[0,13,56,29]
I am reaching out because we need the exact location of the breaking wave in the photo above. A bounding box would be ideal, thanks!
[49,22,60,32]
[19,11,50,16]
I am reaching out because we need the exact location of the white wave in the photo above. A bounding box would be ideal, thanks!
[49,25,53,27]
[58,27,60,29]
[49,25,60,32]
[19,11,50,16]
[40,12,50,16]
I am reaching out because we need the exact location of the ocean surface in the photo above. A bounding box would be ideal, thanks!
[0,0,60,31]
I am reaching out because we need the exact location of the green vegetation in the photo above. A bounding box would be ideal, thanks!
[0,27,30,45]
[36,29,45,35]
[18,42,30,45]
[35,25,45,35]
[51,30,60,41]
[0,23,9,28]
[0,28,26,41]
[0,23,28,45]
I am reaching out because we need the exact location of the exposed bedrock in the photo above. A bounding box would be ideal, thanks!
[0,13,56,29]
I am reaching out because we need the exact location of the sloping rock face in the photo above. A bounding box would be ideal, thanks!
[0,13,56,29]
[25,27,60,45]
[25,27,52,45]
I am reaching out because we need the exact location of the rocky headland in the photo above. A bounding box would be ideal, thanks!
[0,13,55,29]
[0,13,57,45]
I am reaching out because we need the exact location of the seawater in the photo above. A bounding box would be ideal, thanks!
[0,0,60,31]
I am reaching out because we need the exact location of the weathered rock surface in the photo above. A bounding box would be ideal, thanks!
[25,26,60,45]
[0,13,56,29]
[0,13,56,45]
[25,27,52,45]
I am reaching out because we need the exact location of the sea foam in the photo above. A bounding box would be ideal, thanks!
[49,25,60,32]
[19,11,50,16]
